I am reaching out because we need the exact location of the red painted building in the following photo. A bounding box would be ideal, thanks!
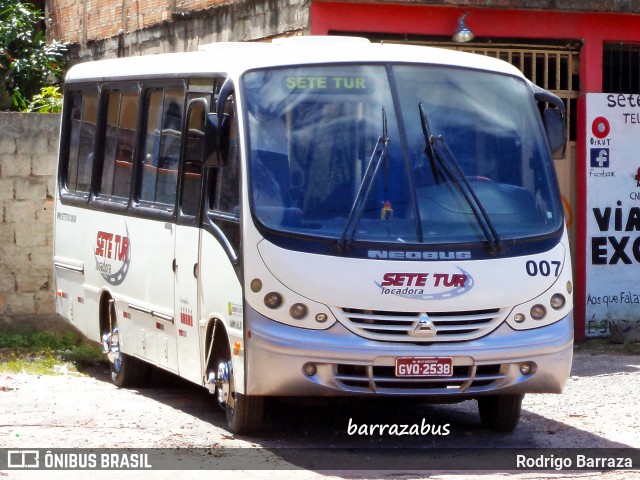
[307,4,640,340]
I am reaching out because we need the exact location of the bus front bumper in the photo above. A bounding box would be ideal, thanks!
[244,304,574,397]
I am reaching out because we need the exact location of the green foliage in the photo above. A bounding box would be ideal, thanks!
[0,0,67,111]
[0,331,105,374]
[26,85,62,112]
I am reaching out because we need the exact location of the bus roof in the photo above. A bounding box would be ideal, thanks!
[65,36,524,83]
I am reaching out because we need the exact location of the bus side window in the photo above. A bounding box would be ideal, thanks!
[206,89,241,256]
[214,94,240,215]
[99,89,138,199]
[180,96,207,219]
[140,87,185,206]
[64,90,98,193]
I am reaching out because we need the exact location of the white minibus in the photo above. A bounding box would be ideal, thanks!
[54,37,573,433]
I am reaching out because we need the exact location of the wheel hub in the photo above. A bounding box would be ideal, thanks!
[216,360,233,409]
[102,327,121,367]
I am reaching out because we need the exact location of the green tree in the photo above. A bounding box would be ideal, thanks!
[0,0,67,110]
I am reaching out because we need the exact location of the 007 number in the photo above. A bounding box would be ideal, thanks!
[526,260,561,277]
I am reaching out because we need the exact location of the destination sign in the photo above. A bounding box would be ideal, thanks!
[283,75,372,94]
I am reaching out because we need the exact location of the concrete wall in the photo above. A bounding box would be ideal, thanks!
[0,113,60,328]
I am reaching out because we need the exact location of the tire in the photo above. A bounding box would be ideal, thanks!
[111,350,149,388]
[215,355,264,434]
[477,394,524,432]
[226,393,264,434]
[102,299,149,388]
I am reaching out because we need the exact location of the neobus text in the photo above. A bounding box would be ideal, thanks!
[368,250,472,260]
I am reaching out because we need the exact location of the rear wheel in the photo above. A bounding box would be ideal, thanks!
[477,394,524,432]
[101,298,148,388]
[215,354,264,434]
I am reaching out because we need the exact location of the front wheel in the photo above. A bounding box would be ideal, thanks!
[216,359,264,434]
[101,299,148,388]
[477,394,524,432]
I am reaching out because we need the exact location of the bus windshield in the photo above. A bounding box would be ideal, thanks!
[242,64,563,247]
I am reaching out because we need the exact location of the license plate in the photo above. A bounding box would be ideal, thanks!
[395,357,453,377]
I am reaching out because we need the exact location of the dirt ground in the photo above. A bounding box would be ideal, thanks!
[0,340,639,479]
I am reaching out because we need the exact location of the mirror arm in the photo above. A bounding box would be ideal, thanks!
[217,78,234,119]
[531,82,565,115]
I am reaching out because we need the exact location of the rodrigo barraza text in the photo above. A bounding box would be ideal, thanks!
[516,454,632,470]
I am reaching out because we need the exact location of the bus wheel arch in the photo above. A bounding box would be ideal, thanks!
[204,317,264,434]
[98,291,148,388]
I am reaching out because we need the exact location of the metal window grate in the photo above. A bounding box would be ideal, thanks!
[441,43,580,143]
[336,33,581,143]
[603,42,640,93]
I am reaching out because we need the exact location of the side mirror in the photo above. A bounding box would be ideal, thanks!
[532,83,567,159]
[217,79,234,119]
[203,78,234,167]
[544,107,566,159]
[203,113,219,166]
[203,112,231,167]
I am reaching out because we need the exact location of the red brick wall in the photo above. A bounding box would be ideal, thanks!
[48,0,201,43]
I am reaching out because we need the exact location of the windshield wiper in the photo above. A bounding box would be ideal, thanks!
[418,102,444,185]
[336,107,390,253]
[418,103,502,253]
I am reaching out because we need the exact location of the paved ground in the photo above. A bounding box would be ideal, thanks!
[0,341,639,479]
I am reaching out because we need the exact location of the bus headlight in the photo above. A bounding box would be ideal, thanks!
[550,293,566,310]
[507,246,572,330]
[289,303,308,320]
[530,304,546,320]
[246,250,337,330]
[264,292,283,309]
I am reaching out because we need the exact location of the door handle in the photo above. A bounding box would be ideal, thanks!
[172,258,177,272]
[193,263,198,278]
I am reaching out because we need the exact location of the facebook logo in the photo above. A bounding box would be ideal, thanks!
[590,148,610,168]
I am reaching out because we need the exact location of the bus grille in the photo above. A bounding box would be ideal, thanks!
[335,307,504,343]
[334,363,505,394]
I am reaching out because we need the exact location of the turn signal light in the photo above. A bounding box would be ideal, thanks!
[250,278,263,293]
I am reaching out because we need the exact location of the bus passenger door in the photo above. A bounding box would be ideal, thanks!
[174,96,208,384]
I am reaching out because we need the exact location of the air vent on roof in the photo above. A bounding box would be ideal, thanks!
[272,36,370,45]
[198,42,257,51]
